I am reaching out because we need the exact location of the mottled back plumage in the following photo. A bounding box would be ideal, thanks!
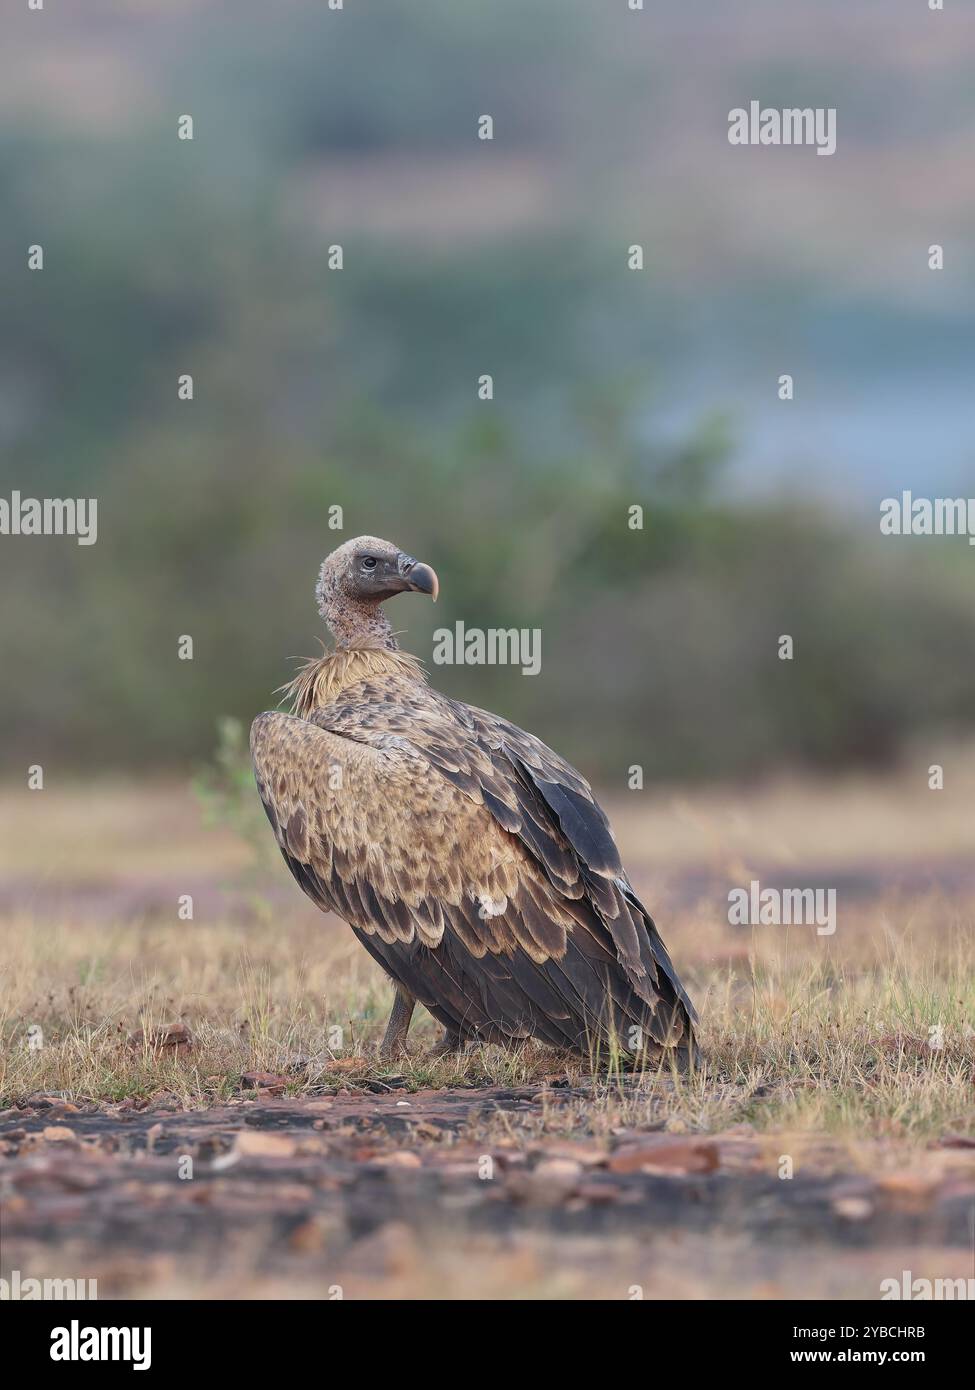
[251,537,696,1061]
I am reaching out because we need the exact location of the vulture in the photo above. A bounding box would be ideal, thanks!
[251,537,697,1065]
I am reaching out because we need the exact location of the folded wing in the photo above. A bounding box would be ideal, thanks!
[251,690,694,1051]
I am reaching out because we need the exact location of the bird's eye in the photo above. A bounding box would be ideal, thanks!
[361,557,378,570]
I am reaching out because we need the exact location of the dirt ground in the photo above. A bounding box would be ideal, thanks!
[3,1085,974,1300]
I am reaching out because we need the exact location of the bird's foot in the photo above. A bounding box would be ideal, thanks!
[427,1030,464,1059]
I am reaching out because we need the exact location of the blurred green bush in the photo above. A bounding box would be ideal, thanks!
[1,1,973,784]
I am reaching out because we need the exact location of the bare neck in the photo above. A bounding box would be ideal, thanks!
[320,594,397,650]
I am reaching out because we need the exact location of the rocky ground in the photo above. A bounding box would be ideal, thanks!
[3,1082,974,1300]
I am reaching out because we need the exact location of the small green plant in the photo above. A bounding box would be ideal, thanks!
[192,716,279,874]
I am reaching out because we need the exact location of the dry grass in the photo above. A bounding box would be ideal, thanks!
[1,763,972,1143]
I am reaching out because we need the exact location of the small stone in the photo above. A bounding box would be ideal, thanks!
[607,1139,719,1175]
[128,1023,193,1055]
[832,1196,874,1221]
[41,1125,77,1143]
[233,1131,297,1158]
[371,1150,421,1168]
[239,1071,290,1092]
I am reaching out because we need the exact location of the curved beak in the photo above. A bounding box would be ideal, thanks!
[404,561,439,601]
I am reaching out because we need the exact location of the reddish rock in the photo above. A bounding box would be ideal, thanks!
[239,1071,291,1093]
[607,1138,720,1175]
[128,1023,193,1055]
[40,1125,78,1144]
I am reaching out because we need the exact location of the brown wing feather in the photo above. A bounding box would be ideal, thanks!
[252,675,694,1049]
[312,690,661,997]
[251,710,574,963]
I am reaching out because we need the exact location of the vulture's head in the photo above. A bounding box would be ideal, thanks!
[316,536,439,616]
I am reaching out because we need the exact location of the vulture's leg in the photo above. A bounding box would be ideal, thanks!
[378,986,416,1060]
